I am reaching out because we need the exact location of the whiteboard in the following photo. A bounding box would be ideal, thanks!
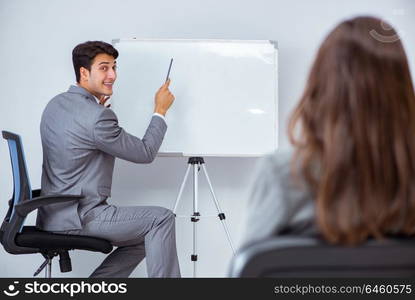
[111,39,278,157]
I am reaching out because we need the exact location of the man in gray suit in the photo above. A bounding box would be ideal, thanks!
[36,41,180,278]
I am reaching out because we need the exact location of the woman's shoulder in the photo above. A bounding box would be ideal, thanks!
[243,148,316,245]
[257,148,312,196]
[257,149,294,179]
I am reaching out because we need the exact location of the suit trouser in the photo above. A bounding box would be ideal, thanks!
[62,205,181,278]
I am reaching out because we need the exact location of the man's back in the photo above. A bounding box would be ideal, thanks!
[36,85,167,231]
[37,85,114,231]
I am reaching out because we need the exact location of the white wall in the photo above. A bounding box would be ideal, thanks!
[0,0,414,277]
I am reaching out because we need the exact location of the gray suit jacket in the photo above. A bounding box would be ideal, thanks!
[242,150,318,247]
[36,85,167,231]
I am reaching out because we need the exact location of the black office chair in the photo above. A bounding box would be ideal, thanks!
[1,131,113,277]
[229,236,415,277]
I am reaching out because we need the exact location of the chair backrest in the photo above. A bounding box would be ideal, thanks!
[2,131,32,230]
[229,236,415,277]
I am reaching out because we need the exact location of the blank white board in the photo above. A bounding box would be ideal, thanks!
[111,39,278,157]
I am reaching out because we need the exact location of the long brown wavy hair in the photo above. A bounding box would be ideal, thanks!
[288,16,415,245]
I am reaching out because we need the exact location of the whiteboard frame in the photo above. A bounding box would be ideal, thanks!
[112,38,279,158]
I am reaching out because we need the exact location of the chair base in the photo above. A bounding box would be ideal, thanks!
[33,250,72,278]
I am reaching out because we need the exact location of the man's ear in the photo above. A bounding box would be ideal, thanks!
[80,67,90,82]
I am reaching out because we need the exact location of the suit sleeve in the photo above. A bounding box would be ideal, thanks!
[93,108,167,163]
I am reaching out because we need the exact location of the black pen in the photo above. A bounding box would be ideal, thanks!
[165,58,173,82]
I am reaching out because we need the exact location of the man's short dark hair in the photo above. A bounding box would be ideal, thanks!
[72,41,119,83]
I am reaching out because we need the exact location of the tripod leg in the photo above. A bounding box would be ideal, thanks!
[192,162,200,277]
[201,164,235,254]
[172,164,192,214]
[192,215,198,277]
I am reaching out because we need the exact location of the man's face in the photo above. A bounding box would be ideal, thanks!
[80,53,117,97]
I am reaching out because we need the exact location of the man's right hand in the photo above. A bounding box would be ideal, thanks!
[154,79,175,116]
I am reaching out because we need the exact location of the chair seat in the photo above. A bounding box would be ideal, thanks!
[16,226,113,254]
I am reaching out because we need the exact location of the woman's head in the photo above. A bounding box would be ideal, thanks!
[288,16,415,245]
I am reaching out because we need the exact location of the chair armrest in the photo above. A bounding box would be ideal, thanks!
[14,194,84,217]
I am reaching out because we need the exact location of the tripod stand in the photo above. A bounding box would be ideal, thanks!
[172,157,235,277]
